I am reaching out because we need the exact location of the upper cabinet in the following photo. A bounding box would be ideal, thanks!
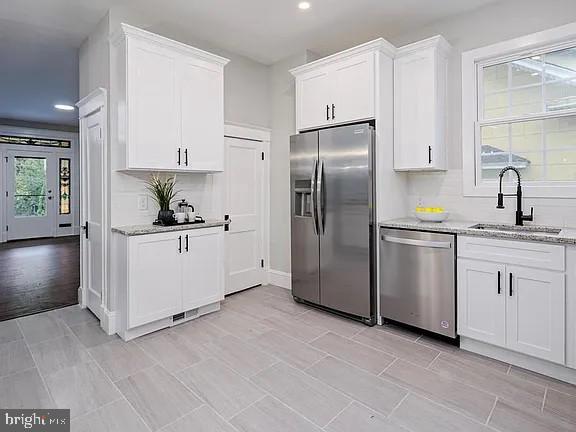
[111,24,229,172]
[394,36,451,171]
[291,40,394,131]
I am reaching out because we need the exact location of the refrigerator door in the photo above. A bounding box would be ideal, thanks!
[318,123,374,319]
[290,131,320,304]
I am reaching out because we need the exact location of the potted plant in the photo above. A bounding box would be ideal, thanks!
[145,174,180,225]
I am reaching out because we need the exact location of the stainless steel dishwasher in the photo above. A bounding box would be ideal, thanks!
[380,228,456,338]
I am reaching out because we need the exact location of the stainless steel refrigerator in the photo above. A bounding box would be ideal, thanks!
[290,123,376,325]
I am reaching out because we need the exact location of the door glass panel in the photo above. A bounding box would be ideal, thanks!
[14,157,47,217]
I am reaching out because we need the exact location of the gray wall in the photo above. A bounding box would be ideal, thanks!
[108,6,270,128]
[268,52,307,274]
[386,0,576,226]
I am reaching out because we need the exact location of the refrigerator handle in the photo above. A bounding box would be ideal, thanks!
[317,159,325,235]
[311,160,319,235]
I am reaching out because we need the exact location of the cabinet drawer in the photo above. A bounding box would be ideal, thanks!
[458,236,565,272]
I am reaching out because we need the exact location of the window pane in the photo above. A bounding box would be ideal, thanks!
[14,157,47,217]
[481,46,576,120]
[59,158,71,215]
[480,115,576,182]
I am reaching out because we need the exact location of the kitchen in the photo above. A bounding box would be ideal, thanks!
[1,1,576,431]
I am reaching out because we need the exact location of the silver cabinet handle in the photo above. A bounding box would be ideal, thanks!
[383,236,452,249]
[316,159,325,235]
[311,160,318,235]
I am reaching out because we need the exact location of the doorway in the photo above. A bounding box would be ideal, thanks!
[0,129,80,321]
[224,125,270,295]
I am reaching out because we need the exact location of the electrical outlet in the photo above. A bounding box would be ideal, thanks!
[138,195,148,210]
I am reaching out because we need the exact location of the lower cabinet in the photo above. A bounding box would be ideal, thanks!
[458,257,566,364]
[457,259,506,347]
[126,227,224,329]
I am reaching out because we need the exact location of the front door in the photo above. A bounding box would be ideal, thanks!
[224,136,265,294]
[81,109,105,319]
[6,150,56,240]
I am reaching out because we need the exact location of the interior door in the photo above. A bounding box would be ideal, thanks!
[6,150,56,240]
[318,124,373,319]
[506,266,565,364]
[457,259,506,347]
[224,136,264,294]
[297,71,332,130]
[81,110,105,319]
[290,131,320,303]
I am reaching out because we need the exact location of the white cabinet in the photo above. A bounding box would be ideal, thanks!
[182,228,224,310]
[112,24,229,172]
[458,259,506,347]
[394,36,451,171]
[128,231,182,328]
[297,70,332,130]
[119,227,224,334]
[457,237,566,364]
[506,266,565,364]
[292,41,393,131]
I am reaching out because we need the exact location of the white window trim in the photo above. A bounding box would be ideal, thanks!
[462,21,576,198]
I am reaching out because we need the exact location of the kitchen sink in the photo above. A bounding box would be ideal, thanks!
[469,223,562,235]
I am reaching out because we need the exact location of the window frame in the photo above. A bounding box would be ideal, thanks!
[462,21,576,198]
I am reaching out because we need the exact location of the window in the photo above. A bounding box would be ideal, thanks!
[0,135,71,148]
[462,23,576,197]
[59,158,71,215]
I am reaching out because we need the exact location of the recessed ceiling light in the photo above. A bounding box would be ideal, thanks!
[54,104,75,111]
[298,2,311,10]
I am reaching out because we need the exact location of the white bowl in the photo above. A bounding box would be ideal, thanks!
[414,212,450,223]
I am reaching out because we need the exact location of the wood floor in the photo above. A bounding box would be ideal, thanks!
[0,236,80,322]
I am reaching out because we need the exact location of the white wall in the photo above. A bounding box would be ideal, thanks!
[387,0,576,226]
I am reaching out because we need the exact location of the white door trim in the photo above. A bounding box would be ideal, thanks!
[77,88,112,332]
[0,127,78,243]
[224,123,270,291]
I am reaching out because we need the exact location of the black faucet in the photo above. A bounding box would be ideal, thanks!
[496,166,534,226]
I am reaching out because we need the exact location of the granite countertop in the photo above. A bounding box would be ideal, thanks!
[379,218,576,245]
[112,220,226,236]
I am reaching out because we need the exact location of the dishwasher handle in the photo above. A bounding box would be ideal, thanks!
[383,235,452,249]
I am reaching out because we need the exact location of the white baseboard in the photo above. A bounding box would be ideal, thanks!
[461,337,576,385]
[268,270,291,289]
[101,309,117,336]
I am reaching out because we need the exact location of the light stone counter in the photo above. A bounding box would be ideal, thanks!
[379,218,576,245]
[112,220,226,236]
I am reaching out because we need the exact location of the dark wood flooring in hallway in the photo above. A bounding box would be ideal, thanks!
[0,236,80,321]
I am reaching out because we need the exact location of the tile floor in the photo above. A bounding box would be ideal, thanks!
[0,285,575,432]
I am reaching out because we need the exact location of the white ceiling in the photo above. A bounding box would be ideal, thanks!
[0,0,503,126]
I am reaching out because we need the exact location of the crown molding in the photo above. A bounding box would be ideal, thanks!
[396,35,452,58]
[290,38,396,76]
[110,23,230,66]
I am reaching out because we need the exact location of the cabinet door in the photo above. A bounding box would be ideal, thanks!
[393,48,437,170]
[127,39,179,169]
[457,259,506,346]
[296,70,332,131]
[332,53,375,125]
[506,266,565,364]
[128,232,183,328]
[182,229,224,310]
[179,57,224,171]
